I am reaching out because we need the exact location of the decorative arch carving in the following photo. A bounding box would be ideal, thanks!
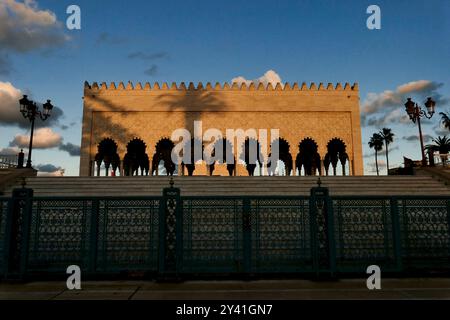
[123,138,149,176]
[296,138,321,176]
[239,138,262,176]
[267,138,293,176]
[95,138,120,176]
[324,138,348,176]
[181,138,204,176]
[152,137,175,176]
[209,138,235,176]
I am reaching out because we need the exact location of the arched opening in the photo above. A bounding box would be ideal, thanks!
[324,138,349,176]
[209,138,235,176]
[267,138,292,176]
[181,138,203,176]
[296,138,321,176]
[95,138,120,176]
[123,138,149,176]
[152,138,176,176]
[240,138,262,176]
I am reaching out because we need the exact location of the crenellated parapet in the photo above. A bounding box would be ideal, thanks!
[84,81,359,93]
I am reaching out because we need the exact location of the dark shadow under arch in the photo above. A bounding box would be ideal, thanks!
[209,138,236,176]
[324,138,348,176]
[123,138,149,176]
[296,138,321,176]
[267,138,292,176]
[181,138,204,176]
[95,138,120,176]
[152,138,175,176]
[240,138,262,176]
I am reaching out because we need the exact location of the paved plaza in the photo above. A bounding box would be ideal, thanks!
[1,278,450,300]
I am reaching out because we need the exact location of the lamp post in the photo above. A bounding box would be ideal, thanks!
[18,95,54,168]
[404,97,436,166]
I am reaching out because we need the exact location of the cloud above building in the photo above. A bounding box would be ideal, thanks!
[144,65,158,76]
[0,146,24,156]
[9,127,62,149]
[0,0,69,53]
[232,70,283,87]
[362,80,448,127]
[128,51,169,60]
[402,134,434,143]
[6,126,81,157]
[365,159,387,174]
[96,32,127,45]
[59,142,81,156]
[35,163,64,176]
[0,81,64,128]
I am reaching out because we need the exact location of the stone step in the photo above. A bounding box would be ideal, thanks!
[3,175,449,197]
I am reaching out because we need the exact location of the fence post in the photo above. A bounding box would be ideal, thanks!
[158,178,181,280]
[3,187,33,279]
[88,199,100,275]
[447,199,450,263]
[310,178,335,277]
[242,198,252,274]
[390,197,403,272]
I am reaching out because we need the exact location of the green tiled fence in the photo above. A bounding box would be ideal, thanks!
[0,186,449,279]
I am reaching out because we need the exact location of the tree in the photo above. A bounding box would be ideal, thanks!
[379,128,394,174]
[368,133,384,176]
[425,136,450,166]
[439,112,450,131]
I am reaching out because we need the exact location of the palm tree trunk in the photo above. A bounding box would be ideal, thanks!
[375,151,379,176]
[385,142,389,175]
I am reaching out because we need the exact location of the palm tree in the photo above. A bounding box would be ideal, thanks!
[425,136,450,166]
[368,133,384,176]
[439,112,450,131]
[379,128,394,174]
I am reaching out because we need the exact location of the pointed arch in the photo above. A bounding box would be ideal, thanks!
[324,138,349,176]
[268,138,293,176]
[239,138,262,176]
[296,138,321,176]
[123,138,149,176]
[152,138,175,176]
[95,138,120,176]
[181,138,204,176]
[210,138,235,176]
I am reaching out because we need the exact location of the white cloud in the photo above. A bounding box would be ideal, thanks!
[9,127,62,149]
[362,80,448,127]
[232,70,283,87]
[0,81,26,126]
[434,123,450,136]
[0,146,23,155]
[0,0,69,53]
[366,108,410,127]
[0,81,64,127]
[35,163,64,176]
[365,159,387,174]
[37,169,65,176]
[397,80,434,95]
[362,80,444,115]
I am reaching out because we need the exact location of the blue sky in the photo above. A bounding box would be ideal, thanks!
[0,0,449,175]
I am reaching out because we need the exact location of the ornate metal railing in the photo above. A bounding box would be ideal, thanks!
[0,188,449,279]
[0,154,18,169]
[0,199,8,275]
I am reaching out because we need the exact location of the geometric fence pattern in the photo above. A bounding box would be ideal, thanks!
[0,188,449,279]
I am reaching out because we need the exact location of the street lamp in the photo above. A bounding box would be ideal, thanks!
[404,97,436,166]
[18,95,54,168]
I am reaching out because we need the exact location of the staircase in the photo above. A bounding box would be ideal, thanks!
[3,175,450,197]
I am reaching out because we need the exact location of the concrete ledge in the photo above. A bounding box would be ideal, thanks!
[0,168,37,195]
